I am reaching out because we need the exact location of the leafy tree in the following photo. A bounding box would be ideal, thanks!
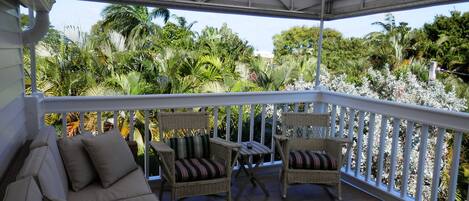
[101,5,170,45]
[423,11,469,82]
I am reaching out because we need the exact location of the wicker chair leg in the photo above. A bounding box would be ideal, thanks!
[281,171,287,198]
[159,179,165,201]
[337,182,342,201]
[170,189,176,201]
[227,189,232,201]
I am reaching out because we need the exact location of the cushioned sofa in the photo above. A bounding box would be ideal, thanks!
[2,127,158,201]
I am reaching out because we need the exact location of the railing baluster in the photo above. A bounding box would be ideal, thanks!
[345,108,356,172]
[338,107,346,137]
[430,128,445,201]
[79,112,85,132]
[213,107,219,138]
[365,113,376,181]
[271,104,278,163]
[294,103,299,112]
[415,125,429,201]
[129,110,135,141]
[226,106,231,141]
[330,105,337,137]
[355,111,365,177]
[260,104,266,145]
[448,131,463,201]
[376,115,388,186]
[400,121,414,198]
[144,110,150,178]
[388,118,401,192]
[249,104,255,142]
[113,111,118,133]
[237,105,243,143]
[97,111,102,134]
[61,112,67,136]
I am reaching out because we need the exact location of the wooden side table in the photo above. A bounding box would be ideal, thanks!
[235,141,271,200]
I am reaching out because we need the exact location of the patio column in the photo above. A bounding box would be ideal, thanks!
[28,8,38,94]
[314,0,326,88]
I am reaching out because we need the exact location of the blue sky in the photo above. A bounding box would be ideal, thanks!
[25,1,469,52]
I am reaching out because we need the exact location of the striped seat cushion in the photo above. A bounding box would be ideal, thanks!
[289,150,337,170]
[175,158,226,182]
[167,135,211,160]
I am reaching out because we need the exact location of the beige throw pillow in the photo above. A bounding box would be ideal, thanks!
[82,131,138,188]
[58,133,97,191]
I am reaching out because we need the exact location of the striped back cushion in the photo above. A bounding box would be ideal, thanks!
[167,135,211,160]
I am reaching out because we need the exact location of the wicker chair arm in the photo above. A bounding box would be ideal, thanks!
[273,134,289,142]
[324,138,351,167]
[150,141,175,183]
[210,137,241,149]
[209,138,240,177]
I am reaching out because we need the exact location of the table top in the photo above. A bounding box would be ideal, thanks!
[239,141,271,156]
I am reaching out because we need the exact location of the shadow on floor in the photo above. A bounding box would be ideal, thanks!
[149,166,380,201]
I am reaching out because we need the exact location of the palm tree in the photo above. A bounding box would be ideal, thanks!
[101,5,170,45]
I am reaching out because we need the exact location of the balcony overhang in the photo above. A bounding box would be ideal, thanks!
[82,0,468,20]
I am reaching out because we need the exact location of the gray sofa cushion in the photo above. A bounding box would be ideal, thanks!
[67,169,152,201]
[17,147,67,201]
[58,133,97,191]
[2,177,42,201]
[117,194,159,201]
[29,126,69,192]
[82,131,138,188]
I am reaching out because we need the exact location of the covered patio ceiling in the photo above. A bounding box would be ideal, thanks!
[82,0,468,20]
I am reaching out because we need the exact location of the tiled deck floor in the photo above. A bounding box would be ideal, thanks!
[150,166,380,201]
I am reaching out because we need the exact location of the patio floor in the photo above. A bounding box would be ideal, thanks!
[149,165,381,201]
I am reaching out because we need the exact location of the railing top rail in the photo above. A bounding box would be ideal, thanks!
[320,90,469,132]
[42,90,319,112]
[41,89,469,132]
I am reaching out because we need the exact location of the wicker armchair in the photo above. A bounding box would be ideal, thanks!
[274,112,351,200]
[150,112,240,201]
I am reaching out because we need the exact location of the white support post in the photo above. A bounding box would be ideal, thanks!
[415,125,429,201]
[448,132,463,201]
[144,110,150,178]
[237,105,243,143]
[96,112,102,134]
[249,104,255,142]
[376,115,388,186]
[388,118,401,192]
[345,108,356,172]
[226,106,231,141]
[129,110,135,141]
[365,113,376,181]
[271,104,278,163]
[355,111,365,177]
[338,107,346,137]
[314,0,326,87]
[430,128,445,201]
[330,105,337,137]
[260,104,266,145]
[400,121,414,197]
[28,8,37,94]
[213,107,219,138]
[79,112,85,132]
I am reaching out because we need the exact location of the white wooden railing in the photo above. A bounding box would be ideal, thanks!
[40,90,469,201]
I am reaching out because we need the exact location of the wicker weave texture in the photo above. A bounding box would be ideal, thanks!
[158,112,209,131]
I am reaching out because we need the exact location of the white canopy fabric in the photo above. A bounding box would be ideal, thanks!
[84,0,467,20]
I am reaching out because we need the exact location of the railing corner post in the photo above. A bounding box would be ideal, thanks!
[24,92,45,139]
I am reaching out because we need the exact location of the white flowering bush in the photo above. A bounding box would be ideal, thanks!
[285,67,466,200]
